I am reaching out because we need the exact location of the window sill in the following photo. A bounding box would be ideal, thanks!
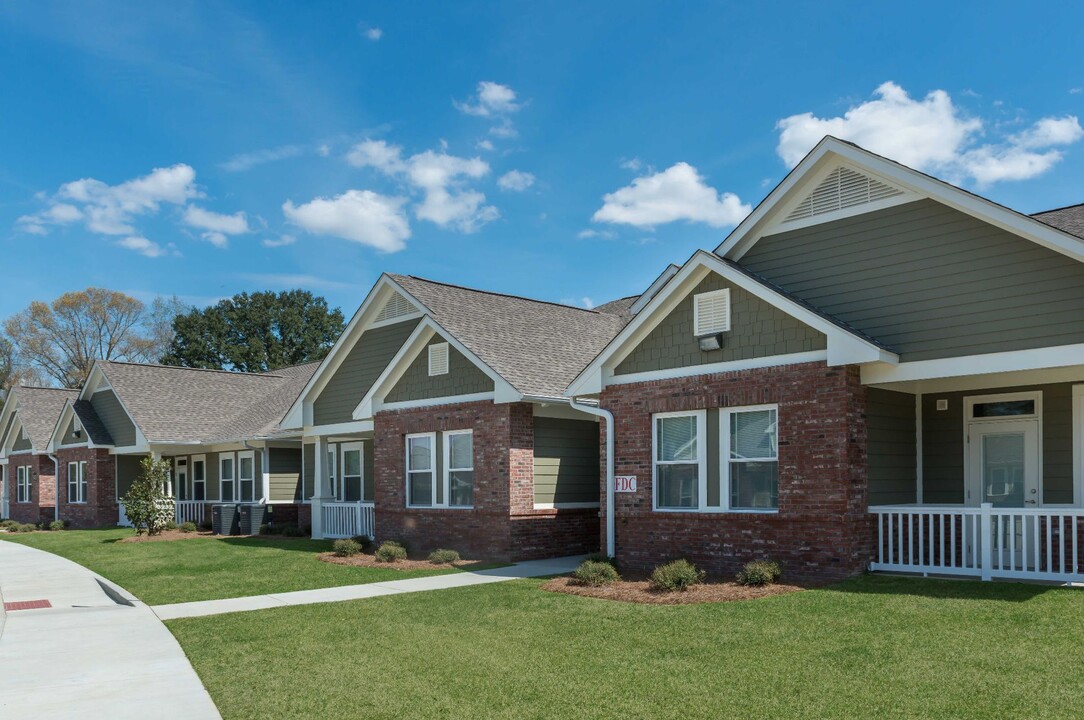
[653,507,779,515]
[405,505,475,511]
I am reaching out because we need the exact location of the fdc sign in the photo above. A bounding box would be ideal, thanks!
[615,475,637,493]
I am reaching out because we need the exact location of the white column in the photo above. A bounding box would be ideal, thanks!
[261,446,271,504]
[311,436,326,538]
[980,502,993,581]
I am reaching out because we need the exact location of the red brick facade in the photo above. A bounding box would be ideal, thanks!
[374,400,599,561]
[5,454,56,524]
[600,361,871,582]
[55,446,118,529]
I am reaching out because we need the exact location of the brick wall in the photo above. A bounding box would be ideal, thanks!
[374,400,599,561]
[5,454,56,524]
[600,361,871,582]
[56,447,117,528]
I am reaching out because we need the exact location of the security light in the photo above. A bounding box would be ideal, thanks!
[698,333,724,352]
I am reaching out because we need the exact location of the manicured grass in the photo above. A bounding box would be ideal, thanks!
[0,528,459,605]
[168,575,1084,719]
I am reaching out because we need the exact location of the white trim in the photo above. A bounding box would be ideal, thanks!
[629,264,680,316]
[915,392,923,504]
[302,420,373,438]
[692,288,731,336]
[863,343,1084,386]
[339,441,365,502]
[770,194,916,234]
[66,460,88,504]
[442,429,474,509]
[369,311,423,331]
[532,502,601,510]
[652,409,707,512]
[719,404,780,513]
[1074,385,1084,508]
[428,342,450,376]
[607,351,828,387]
[237,450,256,503]
[962,391,1043,507]
[382,392,496,413]
[405,432,438,508]
[219,452,236,503]
[191,454,207,502]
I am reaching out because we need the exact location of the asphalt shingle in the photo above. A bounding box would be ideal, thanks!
[7,387,78,452]
[1033,203,1084,239]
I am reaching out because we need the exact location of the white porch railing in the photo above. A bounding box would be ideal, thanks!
[321,502,375,539]
[175,501,206,525]
[870,504,1084,583]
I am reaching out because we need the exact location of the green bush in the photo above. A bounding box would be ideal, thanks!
[333,538,362,557]
[258,523,274,535]
[15,523,37,533]
[428,548,461,565]
[179,521,198,533]
[375,540,408,563]
[48,520,67,531]
[120,457,174,535]
[736,559,782,587]
[0,518,18,529]
[649,559,704,592]
[585,552,618,568]
[281,524,306,537]
[163,520,178,531]
[351,535,374,551]
[572,560,620,586]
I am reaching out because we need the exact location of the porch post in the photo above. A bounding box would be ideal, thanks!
[980,502,993,581]
[311,436,326,538]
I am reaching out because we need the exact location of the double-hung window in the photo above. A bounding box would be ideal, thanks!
[406,430,474,508]
[220,455,235,502]
[67,461,87,504]
[654,411,706,510]
[192,456,206,501]
[238,451,256,502]
[723,406,778,511]
[327,448,337,499]
[16,465,30,503]
[340,443,363,502]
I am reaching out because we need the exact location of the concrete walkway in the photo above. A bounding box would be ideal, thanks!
[0,541,220,719]
[154,555,583,620]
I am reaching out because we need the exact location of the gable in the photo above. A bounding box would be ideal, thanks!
[740,198,1084,362]
[12,424,32,452]
[385,335,494,403]
[614,272,826,376]
[782,165,907,226]
[91,389,137,447]
[60,414,84,447]
[313,318,421,426]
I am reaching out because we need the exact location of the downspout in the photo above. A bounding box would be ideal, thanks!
[568,398,616,558]
[48,454,59,522]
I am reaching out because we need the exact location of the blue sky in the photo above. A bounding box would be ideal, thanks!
[2,1,1083,320]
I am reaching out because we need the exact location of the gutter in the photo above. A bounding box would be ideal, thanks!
[566,398,616,559]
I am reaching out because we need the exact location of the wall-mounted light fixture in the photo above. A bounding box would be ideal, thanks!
[698,333,725,352]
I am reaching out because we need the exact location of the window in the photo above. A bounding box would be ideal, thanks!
[238,451,256,502]
[220,455,235,502]
[175,458,188,500]
[973,400,1036,418]
[654,411,705,510]
[67,461,87,504]
[341,443,363,502]
[406,433,436,506]
[428,342,449,376]
[16,465,31,503]
[444,430,473,507]
[724,407,778,510]
[693,289,730,336]
[327,447,337,498]
[192,456,206,501]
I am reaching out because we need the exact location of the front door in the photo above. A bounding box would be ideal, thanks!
[176,461,188,501]
[967,419,1039,508]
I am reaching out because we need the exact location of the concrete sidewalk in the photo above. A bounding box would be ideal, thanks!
[0,540,220,719]
[154,555,583,620]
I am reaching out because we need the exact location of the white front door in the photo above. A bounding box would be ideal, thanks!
[967,419,1039,508]
[340,442,364,502]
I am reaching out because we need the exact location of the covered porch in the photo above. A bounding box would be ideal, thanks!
[865,368,1084,583]
[305,431,376,540]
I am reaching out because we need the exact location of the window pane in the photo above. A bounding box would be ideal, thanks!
[973,400,1035,418]
[409,472,433,505]
[343,449,361,477]
[408,437,432,470]
[658,415,697,462]
[240,457,254,479]
[731,409,777,459]
[193,461,205,482]
[449,470,473,506]
[344,477,362,502]
[449,433,472,469]
[240,480,254,502]
[194,482,205,501]
[222,481,234,502]
[657,464,698,508]
[730,461,778,509]
[221,459,234,480]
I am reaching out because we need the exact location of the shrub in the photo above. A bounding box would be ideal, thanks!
[375,540,408,563]
[736,559,782,587]
[572,559,620,586]
[0,518,18,529]
[351,535,374,551]
[258,523,274,535]
[428,548,461,565]
[163,520,178,531]
[585,552,618,568]
[48,520,67,531]
[179,521,198,533]
[281,524,306,537]
[120,457,174,535]
[649,559,704,592]
[16,523,37,533]
[333,538,362,557]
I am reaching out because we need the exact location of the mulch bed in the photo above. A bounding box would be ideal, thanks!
[541,575,805,605]
[318,551,492,571]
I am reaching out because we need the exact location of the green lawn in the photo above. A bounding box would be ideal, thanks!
[0,528,459,605]
[168,575,1084,720]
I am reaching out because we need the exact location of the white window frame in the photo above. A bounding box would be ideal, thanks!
[405,432,439,508]
[16,465,30,503]
[220,453,236,503]
[692,288,730,336]
[237,450,256,503]
[652,409,707,512]
[191,455,207,502]
[964,390,1045,506]
[442,429,474,509]
[719,404,779,513]
[339,442,365,503]
[175,457,188,501]
[428,342,450,376]
[327,445,338,499]
[67,460,88,504]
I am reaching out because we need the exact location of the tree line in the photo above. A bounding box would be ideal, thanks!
[0,288,345,397]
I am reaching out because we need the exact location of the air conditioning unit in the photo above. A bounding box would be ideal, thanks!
[211,504,240,536]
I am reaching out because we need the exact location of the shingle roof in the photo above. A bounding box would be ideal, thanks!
[1033,204,1084,239]
[592,296,639,323]
[70,400,114,446]
[390,275,630,397]
[97,361,319,444]
[9,386,78,452]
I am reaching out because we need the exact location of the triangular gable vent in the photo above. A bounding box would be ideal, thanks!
[375,291,416,322]
[784,166,904,223]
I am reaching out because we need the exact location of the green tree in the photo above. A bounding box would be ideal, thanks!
[161,290,344,372]
[121,457,174,536]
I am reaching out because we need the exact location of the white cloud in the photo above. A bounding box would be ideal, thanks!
[620,158,643,171]
[262,234,297,248]
[577,228,616,240]
[117,236,173,258]
[361,26,383,41]
[776,82,1084,186]
[592,162,750,229]
[18,164,199,236]
[497,170,535,192]
[283,190,410,252]
[317,144,331,157]
[238,273,353,291]
[347,140,498,232]
[183,206,250,248]
[476,139,495,151]
[455,81,520,117]
[220,145,304,172]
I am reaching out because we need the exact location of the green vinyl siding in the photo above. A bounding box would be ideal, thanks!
[740,199,1084,361]
[533,417,600,505]
[614,273,825,376]
[303,443,315,500]
[386,337,494,403]
[268,447,303,502]
[204,452,220,502]
[867,389,917,505]
[60,416,81,446]
[920,383,1074,505]
[12,427,31,451]
[313,319,421,426]
[90,390,137,447]
[115,455,144,500]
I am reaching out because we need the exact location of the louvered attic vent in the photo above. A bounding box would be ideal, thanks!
[784,166,904,223]
[428,343,450,376]
[375,291,415,322]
